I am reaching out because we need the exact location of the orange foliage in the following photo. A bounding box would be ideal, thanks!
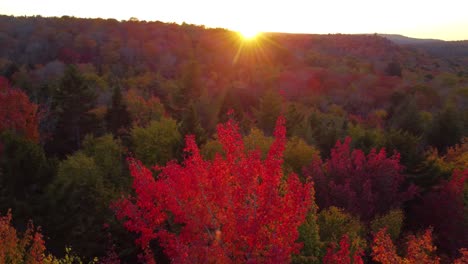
[0,210,46,264]
[372,228,440,264]
[444,137,468,169]
[453,248,468,264]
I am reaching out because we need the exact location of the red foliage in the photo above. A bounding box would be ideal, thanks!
[99,228,121,264]
[372,228,441,264]
[58,47,80,64]
[413,169,468,256]
[305,137,417,221]
[0,77,41,142]
[99,245,121,264]
[323,235,363,264]
[113,117,312,263]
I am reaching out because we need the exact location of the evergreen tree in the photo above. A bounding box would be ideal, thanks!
[428,104,464,152]
[385,61,402,77]
[180,59,202,101]
[254,89,283,136]
[106,86,131,136]
[46,65,97,157]
[285,103,306,138]
[218,86,244,123]
[180,101,207,145]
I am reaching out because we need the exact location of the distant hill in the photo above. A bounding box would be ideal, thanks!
[378,34,468,58]
[378,34,443,45]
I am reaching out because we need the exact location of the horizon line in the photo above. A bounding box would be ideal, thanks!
[1,13,467,42]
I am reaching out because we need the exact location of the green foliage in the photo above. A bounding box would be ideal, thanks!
[46,247,98,264]
[82,134,128,191]
[284,136,319,174]
[48,65,98,157]
[308,110,348,157]
[285,103,306,138]
[383,129,423,171]
[180,102,207,145]
[419,111,434,132]
[243,127,274,159]
[54,153,101,192]
[370,209,404,241]
[105,87,131,136]
[201,129,275,161]
[46,134,128,259]
[208,128,318,175]
[348,124,385,154]
[318,207,367,254]
[436,72,458,87]
[131,118,181,166]
[254,89,283,135]
[200,127,318,179]
[428,103,465,152]
[410,149,453,188]
[294,187,322,264]
[388,94,425,136]
[0,132,53,224]
[200,138,224,160]
[46,152,109,258]
[218,87,247,126]
[178,59,203,106]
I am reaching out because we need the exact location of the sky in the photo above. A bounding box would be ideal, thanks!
[1,0,468,40]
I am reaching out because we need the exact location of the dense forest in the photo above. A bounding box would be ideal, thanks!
[0,15,467,263]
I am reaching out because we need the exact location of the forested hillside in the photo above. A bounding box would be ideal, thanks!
[0,15,467,263]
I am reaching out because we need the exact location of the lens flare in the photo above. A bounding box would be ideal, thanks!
[239,29,260,40]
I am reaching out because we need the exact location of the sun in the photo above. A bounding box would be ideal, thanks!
[238,29,261,40]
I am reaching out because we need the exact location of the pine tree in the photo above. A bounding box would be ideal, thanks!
[106,86,131,137]
[47,65,97,157]
[180,101,207,145]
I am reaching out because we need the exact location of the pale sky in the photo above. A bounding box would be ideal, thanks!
[1,0,468,40]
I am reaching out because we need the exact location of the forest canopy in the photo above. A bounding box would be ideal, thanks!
[0,15,467,263]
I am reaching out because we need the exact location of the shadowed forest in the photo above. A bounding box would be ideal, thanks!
[0,15,467,263]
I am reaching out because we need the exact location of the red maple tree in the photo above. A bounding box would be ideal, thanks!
[305,137,418,221]
[113,117,312,263]
[323,235,364,264]
[0,77,41,143]
[412,169,468,256]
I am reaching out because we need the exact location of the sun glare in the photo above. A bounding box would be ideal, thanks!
[239,29,260,40]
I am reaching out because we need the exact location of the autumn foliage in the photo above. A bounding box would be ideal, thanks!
[306,137,418,221]
[0,210,46,264]
[371,228,468,264]
[323,235,363,264]
[113,117,312,263]
[372,228,442,264]
[412,169,468,256]
[0,77,40,142]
